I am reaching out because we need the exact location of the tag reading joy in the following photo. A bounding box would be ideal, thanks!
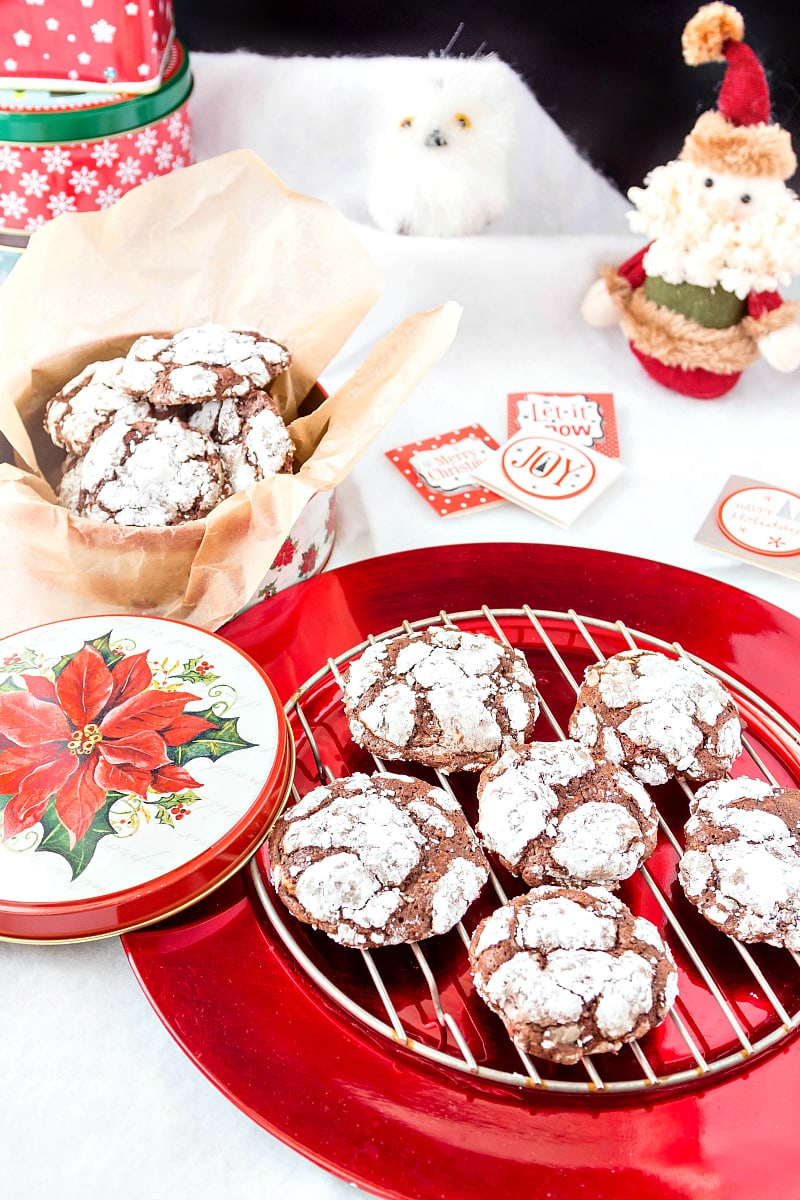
[471,432,623,527]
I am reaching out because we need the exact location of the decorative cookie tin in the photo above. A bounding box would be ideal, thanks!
[0,0,175,94]
[0,614,294,942]
[246,489,337,611]
[0,40,192,237]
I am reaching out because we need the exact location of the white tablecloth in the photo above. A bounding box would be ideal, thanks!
[3,51,800,1200]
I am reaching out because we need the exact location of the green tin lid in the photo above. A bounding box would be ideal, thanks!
[0,42,192,145]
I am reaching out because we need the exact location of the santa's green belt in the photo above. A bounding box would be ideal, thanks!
[603,264,796,374]
[643,276,746,329]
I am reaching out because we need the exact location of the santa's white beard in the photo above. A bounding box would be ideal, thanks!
[627,159,800,299]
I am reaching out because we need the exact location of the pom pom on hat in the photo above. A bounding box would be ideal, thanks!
[679,3,796,178]
[682,3,744,65]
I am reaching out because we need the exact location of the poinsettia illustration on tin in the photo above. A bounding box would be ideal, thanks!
[0,630,252,879]
[0,617,291,934]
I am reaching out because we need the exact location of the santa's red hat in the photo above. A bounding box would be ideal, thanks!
[679,3,796,179]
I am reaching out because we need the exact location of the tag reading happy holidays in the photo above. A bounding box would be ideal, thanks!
[507,392,619,457]
[695,475,800,579]
[470,431,624,527]
[386,424,503,518]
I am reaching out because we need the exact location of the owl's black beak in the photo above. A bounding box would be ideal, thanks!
[424,129,448,148]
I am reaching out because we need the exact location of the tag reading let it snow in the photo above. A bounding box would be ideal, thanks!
[470,431,624,527]
[507,392,619,457]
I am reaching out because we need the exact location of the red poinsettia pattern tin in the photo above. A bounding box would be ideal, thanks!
[0,0,175,93]
[0,614,294,942]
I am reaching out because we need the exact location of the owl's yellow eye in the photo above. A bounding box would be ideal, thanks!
[455,113,471,129]
[400,117,413,129]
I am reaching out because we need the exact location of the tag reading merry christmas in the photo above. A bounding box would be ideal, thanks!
[470,431,624,527]
[507,392,619,457]
[695,475,800,579]
[386,424,504,518]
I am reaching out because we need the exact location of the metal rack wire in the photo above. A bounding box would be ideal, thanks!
[249,606,800,1096]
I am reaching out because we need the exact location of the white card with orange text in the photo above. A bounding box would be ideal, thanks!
[470,431,624,527]
[695,475,800,579]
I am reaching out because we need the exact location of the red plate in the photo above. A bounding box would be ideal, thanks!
[0,614,293,942]
[123,544,800,1199]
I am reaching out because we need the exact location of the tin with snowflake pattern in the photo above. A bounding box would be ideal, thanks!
[0,40,192,239]
[0,0,175,94]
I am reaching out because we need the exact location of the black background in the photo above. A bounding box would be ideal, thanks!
[172,1,800,193]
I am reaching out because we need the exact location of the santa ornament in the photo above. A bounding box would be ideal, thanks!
[582,3,800,399]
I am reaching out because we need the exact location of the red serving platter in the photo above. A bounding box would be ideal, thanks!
[123,543,800,1200]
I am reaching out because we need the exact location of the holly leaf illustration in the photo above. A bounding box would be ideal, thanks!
[36,794,116,881]
[176,657,219,686]
[168,708,255,766]
[0,650,39,676]
[51,631,124,679]
[0,677,23,692]
[153,789,202,825]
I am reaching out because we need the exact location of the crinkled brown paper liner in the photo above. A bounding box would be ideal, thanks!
[0,150,461,634]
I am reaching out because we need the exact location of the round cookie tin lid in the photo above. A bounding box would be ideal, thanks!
[0,614,294,943]
[0,41,191,144]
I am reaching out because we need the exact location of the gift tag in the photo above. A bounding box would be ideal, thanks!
[695,475,800,578]
[385,424,504,518]
[470,431,624,527]
[507,391,619,457]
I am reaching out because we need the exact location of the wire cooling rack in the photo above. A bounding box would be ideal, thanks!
[249,605,800,1097]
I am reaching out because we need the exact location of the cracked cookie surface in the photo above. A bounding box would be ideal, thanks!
[468,885,678,1063]
[75,417,228,527]
[121,323,291,406]
[568,649,742,785]
[268,771,489,947]
[679,776,800,949]
[342,627,541,773]
[477,739,658,888]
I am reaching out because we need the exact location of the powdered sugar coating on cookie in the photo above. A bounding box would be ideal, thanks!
[468,886,678,1064]
[187,390,293,490]
[75,417,228,527]
[268,772,489,947]
[568,650,742,785]
[121,324,291,407]
[44,358,152,455]
[679,777,800,949]
[342,628,541,773]
[477,740,657,888]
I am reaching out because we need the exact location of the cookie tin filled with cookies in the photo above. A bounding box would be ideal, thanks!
[0,612,294,942]
[0,40,193,245]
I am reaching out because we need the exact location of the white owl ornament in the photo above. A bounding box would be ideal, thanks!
[366,53,517,237]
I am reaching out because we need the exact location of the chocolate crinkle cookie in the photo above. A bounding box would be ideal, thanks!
[679,777,800,949]
[342,627,541,773]
[120,323,292,405]
[44,323,294,526]
[468,885,678,1064]
[568,650,742,786]
[476,739,658,889]
[75,417,229,527]
[186,389,293,491]
[44,357,152,456]
[268,772,490,947]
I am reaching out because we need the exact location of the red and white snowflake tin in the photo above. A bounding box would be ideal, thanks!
[0,39,192,238]
[0,614,294,942]
[0,0,175,94]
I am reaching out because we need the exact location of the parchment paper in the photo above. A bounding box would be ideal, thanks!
[0,150,461,633]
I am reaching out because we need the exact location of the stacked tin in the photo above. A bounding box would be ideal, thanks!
[0,1,193,279]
